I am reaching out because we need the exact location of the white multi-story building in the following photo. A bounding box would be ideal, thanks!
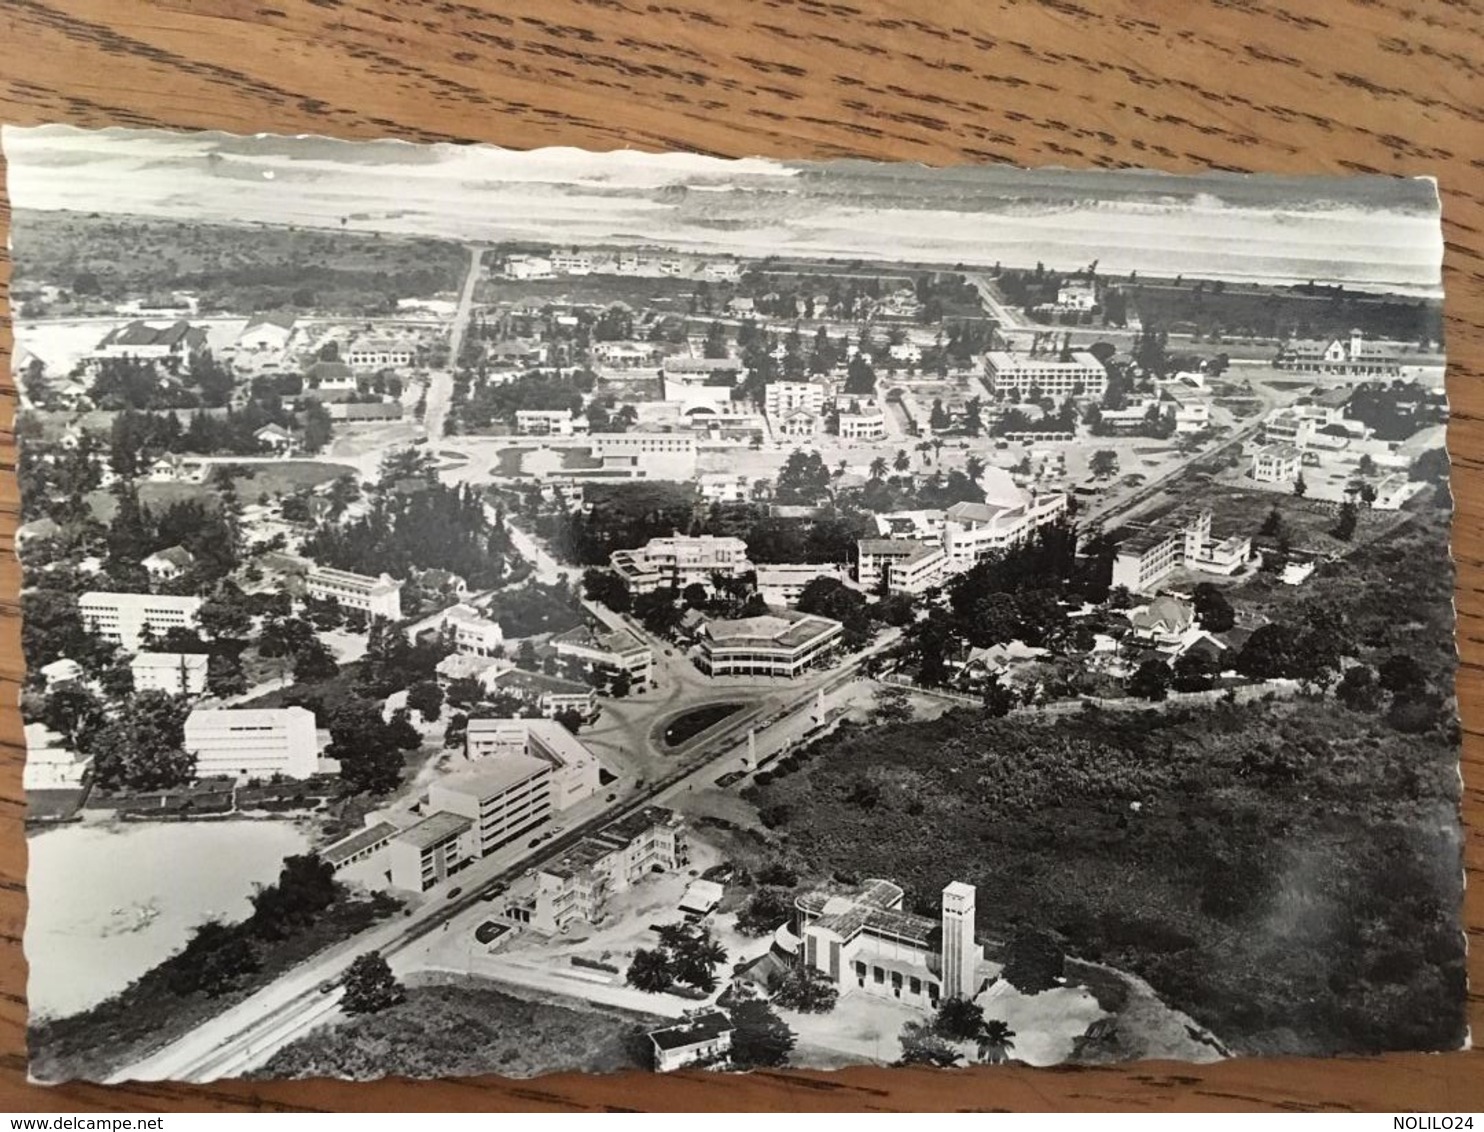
[504,254,553,280]
[305,567,403,621]
[792,879,989,1010]
[984,350,1107,399]
[1111,509,1253,592]
[515,408,579,436]
[551,623,654,690]
[504,807,689,935]
[855,539,946,596]
[764,381,827,419]
[430,755,555,857]
[837,398,888,441]
[1275,329,1400,378]
[777,408,820,438]
[441,603,504,657]
[1251,444,1302,485]
[79,592,202,651]
[387,812,475,892]
[754,563,846,606]
[696,611,842,678]
[590,433,698,480]
[130,652,209,696]
[609,534,751,594]
[941,490,1069,572]
[345,337,417,371]
[464,717,602,813]
[184,706,319,781]
[550,249,593,275]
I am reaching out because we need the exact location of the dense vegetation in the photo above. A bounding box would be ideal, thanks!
[13,212,466,317]
[257,979,657,1079]
[745,503,1464,1057]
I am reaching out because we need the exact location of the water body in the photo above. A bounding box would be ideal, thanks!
[4,126,1442,296]
[662,703,745,749]
[25,819,310,1019]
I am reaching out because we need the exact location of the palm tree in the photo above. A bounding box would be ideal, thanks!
[977,1018,1016,1064]
[626,948,674,993]
[916,441,934,466]
[965,454,986,481]
[869,456,888,480]
[932,438,944,462]
[893,449,911,473]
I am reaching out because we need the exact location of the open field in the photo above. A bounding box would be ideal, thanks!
[13,211,467,317]
[256,976,658,1080]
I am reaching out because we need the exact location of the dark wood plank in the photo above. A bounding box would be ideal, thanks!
[0,0,1481,1111]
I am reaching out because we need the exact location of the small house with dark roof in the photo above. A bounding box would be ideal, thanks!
[143,544,197,582]
[648,1010,734,1072]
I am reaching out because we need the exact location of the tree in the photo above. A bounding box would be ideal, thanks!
[1336,664,1382,712]
[934,995,985,1041]
[41,685,108,752]
[1259,506,1285,538]
[406,680,444,722]
[610,669,633,698]
[893,449,911,474]
[776,449,833,505]
[771,965,839,1014]
[626,947,674,993]
[1172,649,1221,692]
[206,651,248,698]
[582,567,633,613]
[1128,658,1171,702]
[1332,500,1358,541]
[977,1018,1017,1064]
[292,639,340,683]
[341,951,404,1014]
[167,920,259,998]
[869,456,889,481]
[1089,450,1118,479]
[249,853,339,940]
[682,582,710,609]
[735,886,794,936]
[897,1020,962,1067]
[326,704,406,795]
[1358,454,1377,477]
[729,995,796,1068]
[982,674,1017,718]
[1001,926,1065,993]
[1379,653,1427,695]
[1191,582,1235,632]
[1293,473,1307,497]
[90,691,194,792]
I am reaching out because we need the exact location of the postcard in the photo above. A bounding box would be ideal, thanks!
[5,125,1460,1082]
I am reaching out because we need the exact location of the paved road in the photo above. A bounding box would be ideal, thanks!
[422,245,485,442]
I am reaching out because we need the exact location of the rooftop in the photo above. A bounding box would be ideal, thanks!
[436,753,552,798]
[322,821,398,866]
[702,610,842,650]
[595,806,678,849]
[648,1010,733,1052]
[130,651,209,671]
[393,811,472,851]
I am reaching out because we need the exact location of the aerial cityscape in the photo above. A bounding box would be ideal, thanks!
[8,127,1461,1082]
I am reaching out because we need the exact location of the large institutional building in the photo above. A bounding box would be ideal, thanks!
[183,706,320,781]
[589,433,697,480]
[792,879,990,1009]
[696,610,843,678]
[464,717,602,813]
[1111,508,1253,593]
[855,469,1067,594]
[609,534,752,594]
[79,592,202,651]
[130,651,208,696]
[1274,330,1400,379]
[551,623,655,691]
[983,350,1107,399]
[503,807,689,933]
[304,566,403,621]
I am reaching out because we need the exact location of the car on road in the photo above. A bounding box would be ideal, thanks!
[480,884,507,901]
[715,770,747,788]
[446,886,463,899]
[318,979,337,995]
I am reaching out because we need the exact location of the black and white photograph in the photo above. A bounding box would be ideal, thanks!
[6,124,1462,1084]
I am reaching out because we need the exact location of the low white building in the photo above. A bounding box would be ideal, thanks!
[1252,444,1302,485]
[698,473,751,505]
[142,545,196,582]
[515,409,580,436]
[441,603,505,657]
[648,1011,734,1072]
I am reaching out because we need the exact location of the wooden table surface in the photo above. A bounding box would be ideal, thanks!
[0,0,1481,1112]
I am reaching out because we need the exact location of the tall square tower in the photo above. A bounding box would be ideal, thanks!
[940,881,977,1001]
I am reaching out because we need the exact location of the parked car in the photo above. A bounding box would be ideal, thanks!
[317,979,337,995]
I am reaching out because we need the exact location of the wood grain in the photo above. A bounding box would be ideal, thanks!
[1,0,1482,1111]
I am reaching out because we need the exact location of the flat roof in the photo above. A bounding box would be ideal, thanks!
[437,753,552,798]
[323,821,399,865]
[131,651,209,670]
[394,811,472,851]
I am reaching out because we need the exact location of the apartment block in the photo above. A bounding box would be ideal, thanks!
[305,566,403,621]
[79,591,202,651]
[183,706,319,781]
[984,350,1107,399]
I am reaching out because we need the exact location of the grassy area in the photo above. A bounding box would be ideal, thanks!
[86,482,214,523]
[29,891,402,1083]
[256,977,660,1079]
[222,461,357,498]
[14,211,466,317]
